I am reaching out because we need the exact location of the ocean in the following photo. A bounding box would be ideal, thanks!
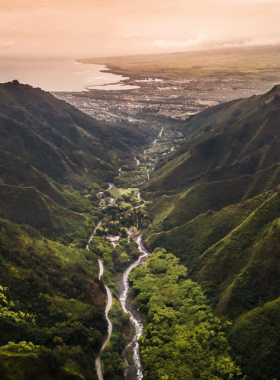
[0,58,137,92]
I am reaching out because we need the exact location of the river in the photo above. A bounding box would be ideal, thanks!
[89,126,165,379]
[87,192,149,380]
[119,234,149,380]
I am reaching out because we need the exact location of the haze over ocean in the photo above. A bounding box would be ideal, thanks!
[0,59,130,91]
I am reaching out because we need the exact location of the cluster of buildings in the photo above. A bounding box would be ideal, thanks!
[53,75,271,123]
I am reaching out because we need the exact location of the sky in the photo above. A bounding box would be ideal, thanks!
[1,0,280,59]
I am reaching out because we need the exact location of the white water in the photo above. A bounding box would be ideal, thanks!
[153,127,164,146]
[120,234,149,380]
[134,157,140,165]
[106,183,115,191]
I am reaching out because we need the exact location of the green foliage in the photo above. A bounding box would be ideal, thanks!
[141,85,280,380]
[0,286,35,325]
[102,301,128,380]
[228,298,280,380]
[0,82,153,187]
[130,248,242,380]
[0,217,106,380]
[0,341,39,353]
[90,236,140,276]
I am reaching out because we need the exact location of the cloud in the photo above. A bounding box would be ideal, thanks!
[0,40,14,49]
[215,37,280,48]
[152,37,205,49]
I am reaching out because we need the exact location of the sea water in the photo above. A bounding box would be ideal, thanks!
[0,58,137,92]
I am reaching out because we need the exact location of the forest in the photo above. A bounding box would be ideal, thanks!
[1,81,280,380]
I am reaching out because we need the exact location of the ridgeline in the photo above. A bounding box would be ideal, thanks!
[1,81,280,380]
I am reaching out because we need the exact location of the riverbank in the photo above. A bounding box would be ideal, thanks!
[88,121,171,379]
[118,233,150,380]
[88,187,150,380]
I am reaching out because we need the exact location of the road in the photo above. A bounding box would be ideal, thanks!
[95,259,113,380]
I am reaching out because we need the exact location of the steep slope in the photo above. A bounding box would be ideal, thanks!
[0,81,155,186]
[0,183,88,239]
[143,85,280,380]
[0,149,68,207]
[228,298,280,380]
[0,218,106,380]
[146,162,280,231]
[0,82,157,242]
[145,84,280,195]
[144,188,280,320]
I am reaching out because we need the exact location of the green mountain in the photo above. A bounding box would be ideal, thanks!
[0,217,106,380]
[2,79,280,380]
[143,84,280,380]
[145,85,280,195]
[0,82,157,243]
[0,81,153,186]
[0,82,155,380]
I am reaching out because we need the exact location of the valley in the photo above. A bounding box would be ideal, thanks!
[1,64,280,380]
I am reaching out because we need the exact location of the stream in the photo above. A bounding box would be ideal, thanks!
[87,194,148,380]
[119,234,149,380]
[91,125,164,379]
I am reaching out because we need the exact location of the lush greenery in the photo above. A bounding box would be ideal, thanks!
[141,85,280,380]
[228,298,280,380]
[129,248,243,380]
[0,217,106,380]
[89,235,139,379]
[2,79,280,380]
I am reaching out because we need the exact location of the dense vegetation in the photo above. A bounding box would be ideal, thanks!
[2,78,280,380]
[0,82,156,243]
[89,235,140,379]
[0,218,106,380]
[0,83,154,379]
[130,248,243,380]
[142,84,280,380]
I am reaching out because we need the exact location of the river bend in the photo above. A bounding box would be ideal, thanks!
[120,234,149,380]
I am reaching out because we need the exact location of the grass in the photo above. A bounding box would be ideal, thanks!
[80,45,280,85]
[228,297,280,380]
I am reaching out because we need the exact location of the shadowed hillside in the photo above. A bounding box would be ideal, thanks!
[0,82,149,379]
[0,82,157,243]
[0,81,155,186]
[143,84,280,380]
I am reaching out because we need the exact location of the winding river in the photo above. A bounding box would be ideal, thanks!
[120,234,149,380]
[89,129,165,379]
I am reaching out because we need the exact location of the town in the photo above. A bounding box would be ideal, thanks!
[53,73,272,123]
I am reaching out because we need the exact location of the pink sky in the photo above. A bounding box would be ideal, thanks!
[1,0,280,59]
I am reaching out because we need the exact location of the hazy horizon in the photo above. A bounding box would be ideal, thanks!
[1,0,280,60]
